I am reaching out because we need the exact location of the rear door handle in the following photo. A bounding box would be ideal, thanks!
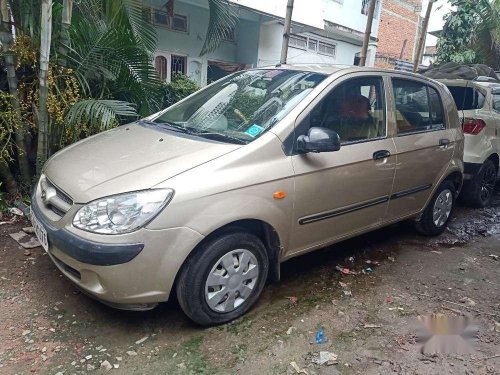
[439,138,450,146]
[373,150,391,160]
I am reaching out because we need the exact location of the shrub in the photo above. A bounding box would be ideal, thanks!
[163,73,200,108]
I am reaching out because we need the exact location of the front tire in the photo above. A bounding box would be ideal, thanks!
[415,180,456,236]
[461,159,497,208]
[176,230,269,326]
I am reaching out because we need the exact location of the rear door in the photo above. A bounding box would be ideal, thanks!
[387,77,456,220]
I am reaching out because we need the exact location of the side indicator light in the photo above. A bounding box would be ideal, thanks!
[273,191,287,199]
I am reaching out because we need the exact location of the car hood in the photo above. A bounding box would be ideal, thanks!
[44,123,240,203]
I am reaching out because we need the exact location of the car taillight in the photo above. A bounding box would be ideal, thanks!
[462,118,486,135]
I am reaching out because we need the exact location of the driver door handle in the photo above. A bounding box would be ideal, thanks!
[373,150,391,160]
[439,138,450,147]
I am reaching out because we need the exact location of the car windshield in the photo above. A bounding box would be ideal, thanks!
[150,69,327,144]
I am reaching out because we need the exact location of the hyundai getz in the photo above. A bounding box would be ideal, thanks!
[31,66,464,325]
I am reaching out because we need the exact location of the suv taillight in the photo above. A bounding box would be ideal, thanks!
[463,118,486,135]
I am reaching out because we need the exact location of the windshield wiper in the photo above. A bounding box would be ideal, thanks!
[138,119,191,134]
[191,130,248,145]
[138,119,247,144]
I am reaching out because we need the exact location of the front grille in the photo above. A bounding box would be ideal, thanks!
[39,176,73,218]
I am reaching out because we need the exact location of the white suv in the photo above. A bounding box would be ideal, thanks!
[439,79,500,207]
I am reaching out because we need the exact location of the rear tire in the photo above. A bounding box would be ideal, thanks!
[176,230,269,326]
[415,180,456,236]
[461,159,497,208]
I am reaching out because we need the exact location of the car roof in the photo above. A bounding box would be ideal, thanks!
[437,78,500,90]
[258,64,434,81]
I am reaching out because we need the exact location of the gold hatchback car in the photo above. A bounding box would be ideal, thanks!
[31,65,464,325]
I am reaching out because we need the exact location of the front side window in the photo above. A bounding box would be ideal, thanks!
[152,69,327,144]
[393,79,445,134]
[299,76,386,144]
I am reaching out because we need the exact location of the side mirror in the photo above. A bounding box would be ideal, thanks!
[296,127,341,154]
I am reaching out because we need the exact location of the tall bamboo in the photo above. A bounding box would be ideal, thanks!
[0,0,31,186]
[36,0,53,173]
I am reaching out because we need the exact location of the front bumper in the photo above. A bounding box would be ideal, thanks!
[31,198,204,309]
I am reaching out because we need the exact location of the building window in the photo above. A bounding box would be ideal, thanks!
[289,35,307,50]
[155,55,168,81]
[308,39,318,52]
[361,0,381,18]
[171,55,186,75]
[153,9,170,27]
[171,14,188,32]
[318,41,336,57]
[149,8,188,32]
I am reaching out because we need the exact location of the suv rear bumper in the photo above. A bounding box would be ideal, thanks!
[464,162,482,180]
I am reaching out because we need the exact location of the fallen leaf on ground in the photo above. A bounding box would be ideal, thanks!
[312,351,338,365]
[290,361,309,374]
[335,266,358,275]
[135,336,149,345]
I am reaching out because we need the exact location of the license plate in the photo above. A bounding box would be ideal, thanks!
[30,207,49,252]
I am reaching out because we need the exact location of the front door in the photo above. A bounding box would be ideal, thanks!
[387,77,457,220]
[288,75,396,255]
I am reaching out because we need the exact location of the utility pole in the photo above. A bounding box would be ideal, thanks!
[413,0,436,72]
[280,0,294,65]
[359,0,377,67]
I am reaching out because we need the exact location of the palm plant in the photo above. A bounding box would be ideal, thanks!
[0,0,237,195]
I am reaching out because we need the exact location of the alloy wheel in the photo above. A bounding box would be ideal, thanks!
[479,164,497,204]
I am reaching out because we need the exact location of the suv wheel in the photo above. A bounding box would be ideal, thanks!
[462,159,497,208]
[176,230,269,326]
[415,180,456,236]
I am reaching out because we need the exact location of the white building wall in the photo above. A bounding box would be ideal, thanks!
[257,22,366,67]
[232,0,380,36]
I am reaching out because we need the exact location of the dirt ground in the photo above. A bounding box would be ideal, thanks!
[1,194,499,375]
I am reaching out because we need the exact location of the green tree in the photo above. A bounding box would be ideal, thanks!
[436,0,500,68]
[436,0,481,64]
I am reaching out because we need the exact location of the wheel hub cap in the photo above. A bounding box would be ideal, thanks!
[432,188,453,227]
[205,249,259,313]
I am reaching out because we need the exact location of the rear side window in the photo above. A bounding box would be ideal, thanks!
[428,87,444,129]
[447,86,485,110]
[393,79,445,134]
[493,92,500,112]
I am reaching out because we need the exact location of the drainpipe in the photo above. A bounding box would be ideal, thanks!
[280,0,294,65]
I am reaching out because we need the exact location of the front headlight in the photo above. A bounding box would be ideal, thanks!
[73,189,174,234]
